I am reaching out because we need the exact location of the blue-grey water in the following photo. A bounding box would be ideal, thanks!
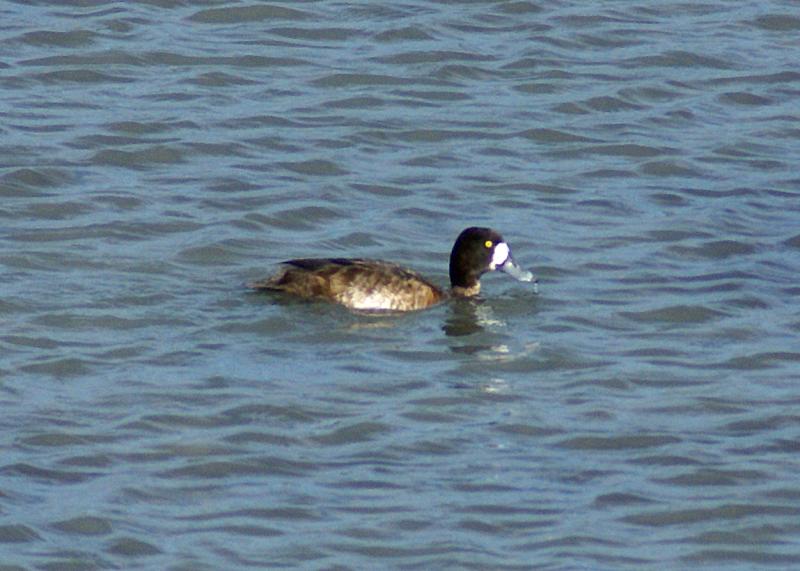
[2,1,800,569]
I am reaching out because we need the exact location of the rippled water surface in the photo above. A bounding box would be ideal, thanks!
[2,1,800,569]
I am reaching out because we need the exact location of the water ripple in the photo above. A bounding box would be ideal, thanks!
[2,1,799,569]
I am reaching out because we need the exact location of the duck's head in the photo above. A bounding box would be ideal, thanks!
[448,227,536,296]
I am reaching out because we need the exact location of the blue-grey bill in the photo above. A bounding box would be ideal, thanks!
[500,257,537,288]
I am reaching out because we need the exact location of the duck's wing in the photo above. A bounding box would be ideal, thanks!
[326,259,444,310]
[250,258,445,311]
[248,258,343,291]
[280,258,356,272]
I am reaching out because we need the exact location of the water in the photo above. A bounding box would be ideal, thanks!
[2,1,800,569]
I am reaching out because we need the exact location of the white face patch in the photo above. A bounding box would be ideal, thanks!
[490,242,509,270]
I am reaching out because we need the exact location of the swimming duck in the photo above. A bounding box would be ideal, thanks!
[249,227,536,312]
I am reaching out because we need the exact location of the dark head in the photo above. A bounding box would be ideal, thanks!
[448,227,536,296]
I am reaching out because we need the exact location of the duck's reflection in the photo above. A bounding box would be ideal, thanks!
[444,299,507,356]
[442,297,512,337]
[444,297,539,359]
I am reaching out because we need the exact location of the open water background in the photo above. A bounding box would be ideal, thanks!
[2,1,800,569]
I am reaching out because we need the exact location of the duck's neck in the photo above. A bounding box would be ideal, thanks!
[451,283,481,297]
[449,250,482,297]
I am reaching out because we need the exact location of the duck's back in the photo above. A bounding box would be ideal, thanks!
[251,258,445,311]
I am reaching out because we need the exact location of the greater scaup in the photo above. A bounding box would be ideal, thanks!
[249,227,536,311]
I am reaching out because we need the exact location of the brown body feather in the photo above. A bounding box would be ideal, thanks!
[249,258,445,311]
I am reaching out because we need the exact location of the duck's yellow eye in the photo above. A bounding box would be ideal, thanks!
[484,240,493,249]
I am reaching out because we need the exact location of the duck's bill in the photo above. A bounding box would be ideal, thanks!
[500,258,538,291]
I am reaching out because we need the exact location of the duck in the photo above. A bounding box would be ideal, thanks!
[249,227,537,312]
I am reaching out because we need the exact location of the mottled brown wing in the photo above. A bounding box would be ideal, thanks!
[250,258,444,311]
